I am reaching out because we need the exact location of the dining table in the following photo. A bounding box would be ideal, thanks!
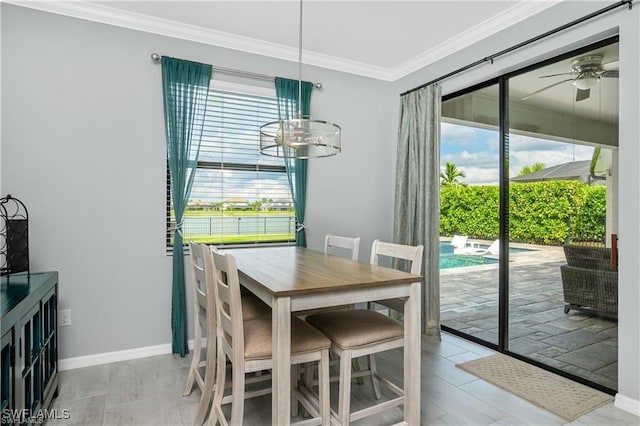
[225,246,423,425]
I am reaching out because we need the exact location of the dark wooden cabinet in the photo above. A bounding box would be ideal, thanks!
[1,272,58,424]
[1,330,14,415]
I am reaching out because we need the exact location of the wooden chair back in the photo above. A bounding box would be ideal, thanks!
[370,239,424,275]
[324,234,361,261]
[210,247,245,366]
[185,242,219,425]
[188,242,216,327]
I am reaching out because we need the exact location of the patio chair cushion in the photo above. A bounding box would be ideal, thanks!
[560,245,618,317]
[563,245,613,271]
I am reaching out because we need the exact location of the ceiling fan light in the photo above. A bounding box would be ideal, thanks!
[573,75,598,90]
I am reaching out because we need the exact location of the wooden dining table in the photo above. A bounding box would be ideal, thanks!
[225,246,422,425]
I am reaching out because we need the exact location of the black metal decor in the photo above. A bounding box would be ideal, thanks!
[0,194,30,278]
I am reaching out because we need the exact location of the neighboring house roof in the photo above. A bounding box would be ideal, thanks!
[510,160,605,185]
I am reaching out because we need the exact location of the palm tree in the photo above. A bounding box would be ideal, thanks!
[440,161,467,186]
[518,162,546,176]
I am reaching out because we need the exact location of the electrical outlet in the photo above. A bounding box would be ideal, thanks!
[59,309,72,326]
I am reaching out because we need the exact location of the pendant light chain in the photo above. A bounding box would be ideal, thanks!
[297,0,303,119]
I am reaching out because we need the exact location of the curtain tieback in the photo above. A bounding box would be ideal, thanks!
[296,222,308,233]
[175,218,185,238]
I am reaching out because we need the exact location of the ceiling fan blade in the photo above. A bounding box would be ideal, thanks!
[601,60,619,70]
[600,70,619,78]
[576,88,590,102]
[521,78,575,101]
[538,72,575,78]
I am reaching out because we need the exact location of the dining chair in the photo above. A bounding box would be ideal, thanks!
[324,234,360,261]
[324,234,364,384]
[297,234,361,320]
[182,242,217,426]
[305,240,423,425]
[369,239,424,315]
[207,247,331,426]
[183,242,271,426]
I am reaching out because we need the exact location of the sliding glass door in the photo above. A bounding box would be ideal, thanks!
[439,37,619,393]
[440,83,500,346]
[507,40,619,392]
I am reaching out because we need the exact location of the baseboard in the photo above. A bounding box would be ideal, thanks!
[59,338,206,371]
[614,393,640,417]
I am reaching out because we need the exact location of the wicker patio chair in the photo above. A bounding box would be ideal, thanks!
[560,245,618,318]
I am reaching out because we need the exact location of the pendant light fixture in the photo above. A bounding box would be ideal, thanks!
[260,0,341,159]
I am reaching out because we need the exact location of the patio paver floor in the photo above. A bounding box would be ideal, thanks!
[440,245,618,391]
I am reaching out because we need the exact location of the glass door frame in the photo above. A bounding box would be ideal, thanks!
[440,35,619,395]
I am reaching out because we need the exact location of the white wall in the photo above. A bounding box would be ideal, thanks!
[0,4,393,359]
[391,0,640,410]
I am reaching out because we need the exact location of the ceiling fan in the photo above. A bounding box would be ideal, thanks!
[521,55,619,102]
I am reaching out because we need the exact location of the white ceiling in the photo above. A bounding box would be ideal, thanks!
[510,42,619,123]
[10,0,561,81]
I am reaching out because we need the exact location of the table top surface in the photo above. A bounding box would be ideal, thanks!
[224,246,422,297]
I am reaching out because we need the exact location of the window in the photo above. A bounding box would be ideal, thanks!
[166,82,295,249]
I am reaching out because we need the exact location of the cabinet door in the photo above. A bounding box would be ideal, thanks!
[16,303,42,415]
[40,288,57,405]
[1,330,14,414]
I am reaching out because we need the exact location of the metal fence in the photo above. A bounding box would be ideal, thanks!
[182,215,295,237]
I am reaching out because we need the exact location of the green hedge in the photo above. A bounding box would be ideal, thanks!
[440,181,606,245]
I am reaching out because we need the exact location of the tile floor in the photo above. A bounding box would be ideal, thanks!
[48,332,638,425]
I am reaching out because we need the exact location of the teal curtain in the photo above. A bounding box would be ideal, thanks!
[275,77,312,247]
[161,56,212,356]
[394,84,442,337]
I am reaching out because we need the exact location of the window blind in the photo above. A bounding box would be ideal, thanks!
[166,89,295,249]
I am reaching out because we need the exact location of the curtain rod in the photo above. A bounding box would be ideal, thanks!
[150,53,322,89]
[401,0,633,97]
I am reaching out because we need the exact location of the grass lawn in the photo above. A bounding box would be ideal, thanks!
[174,234,295,245]
[182,210,294,218]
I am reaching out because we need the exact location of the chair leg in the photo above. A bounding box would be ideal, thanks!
[368,354,382,400]
[338,350,352,426]
[230,359,245,425]
[304,363,314,390]
[301,363,315,418]
[291,365,299,418]
[207,343,227,426]
[183,324,202,396]
[352,358,364,385]
[194,338,216,426]
[319,350,330,426]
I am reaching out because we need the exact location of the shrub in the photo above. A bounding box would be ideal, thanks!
[571,185,606,242]
[439,181,606,245]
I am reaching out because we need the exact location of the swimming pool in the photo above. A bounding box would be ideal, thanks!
[439,241,533,269]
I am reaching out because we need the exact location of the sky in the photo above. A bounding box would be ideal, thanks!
[441,122,595,186]
[188,89,293,204]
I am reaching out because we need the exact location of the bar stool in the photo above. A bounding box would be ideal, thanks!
[207,247,331,426]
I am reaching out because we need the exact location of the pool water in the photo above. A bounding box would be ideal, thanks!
[440,254,497,269]
[439,241,533,270]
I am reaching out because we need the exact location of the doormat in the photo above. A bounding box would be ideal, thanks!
[456,354,612,421]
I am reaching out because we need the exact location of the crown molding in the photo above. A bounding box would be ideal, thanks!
[6,0,559,82]
[388,0,564,81]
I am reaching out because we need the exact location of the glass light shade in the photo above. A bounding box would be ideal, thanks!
[573,74,599,90]
[260,118,341,159]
